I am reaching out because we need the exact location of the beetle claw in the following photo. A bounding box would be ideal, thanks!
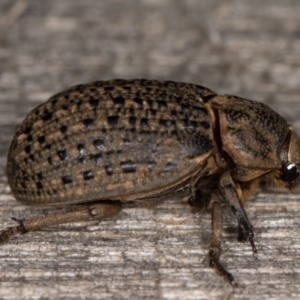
[249,231,257,253]
[209,248,236,286]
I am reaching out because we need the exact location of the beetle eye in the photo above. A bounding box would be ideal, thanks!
[280,163,299,185]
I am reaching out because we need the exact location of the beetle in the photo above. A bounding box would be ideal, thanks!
[3,79,300,284]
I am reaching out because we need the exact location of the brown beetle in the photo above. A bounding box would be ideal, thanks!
[3,79,300,284]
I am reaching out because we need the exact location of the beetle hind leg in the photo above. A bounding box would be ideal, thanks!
[0,201,122,244]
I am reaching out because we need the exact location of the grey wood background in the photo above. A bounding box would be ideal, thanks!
[0,1,300,299]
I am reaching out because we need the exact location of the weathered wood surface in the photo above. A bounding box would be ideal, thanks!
[1,1,300,299]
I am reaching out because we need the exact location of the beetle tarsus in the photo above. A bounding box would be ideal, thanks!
[249,231,257,253]
[209,248,236,286]
[0,217,28,244]
[0,225,23,244]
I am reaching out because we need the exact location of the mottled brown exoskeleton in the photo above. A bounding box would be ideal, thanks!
[3,79,300,284]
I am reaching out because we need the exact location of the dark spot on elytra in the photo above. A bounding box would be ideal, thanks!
[123,138,130,145]
[147,100,153,108]
[24,126,32,134]
[77,144,85,156]
[113,96,125,106]
[60,125,68,135]
[78,157,86,164]
[29,154,35,161]
[106,151,113,158]
[24,145,31,154]
[93,139,105,151]
[190,121,198,128]
[184,119,197,129]
[37,172,43,180]
[122,86,131,91]
[171,110,177,116]
[27,135,33,142]
[42,110,53,121]
[21,182,27,189]
[38,136,46,144]
[89,98,100,108]
[51,99,57,106]
[36,181,43,189]
[129,117,136,126]
[23,158,28,164]
[62,105,68,110]
[159,119,168,127]
[134,97,143,106]
[141,118,148,126]
[47,156,53,165]
[105,165,113,175]
[104,86,114,92]
[83,118,94,128]
[64,94,70,100]
[57,149,67,161]
[120,160,136,173]
[62,175,72,184]
[107,116,119,126]
[83,170,94,180]
[149,109,156,116]
[45,144,51,150]
[195,107,208,115]
[89,153,102,165]
[199,121,210,129]
[140,130,151,135]
[75,84,85,90]
[157,100,167,109]
[170,130,178,138]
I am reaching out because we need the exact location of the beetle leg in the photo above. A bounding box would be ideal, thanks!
[188,190,235,284]
[0,201,121,244]
[209,199,236,285]
[219,171,257,253]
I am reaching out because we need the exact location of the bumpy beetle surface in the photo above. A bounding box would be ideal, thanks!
[4,79,300,284]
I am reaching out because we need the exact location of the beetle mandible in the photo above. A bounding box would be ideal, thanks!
[3,79,300,284]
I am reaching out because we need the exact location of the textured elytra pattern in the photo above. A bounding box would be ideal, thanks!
[7,80,217,204]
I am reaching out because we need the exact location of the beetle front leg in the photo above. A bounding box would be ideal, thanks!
[0,201,122,243]
[219,171,257,253]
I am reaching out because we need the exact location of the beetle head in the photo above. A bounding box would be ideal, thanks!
[278,128,300,190]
